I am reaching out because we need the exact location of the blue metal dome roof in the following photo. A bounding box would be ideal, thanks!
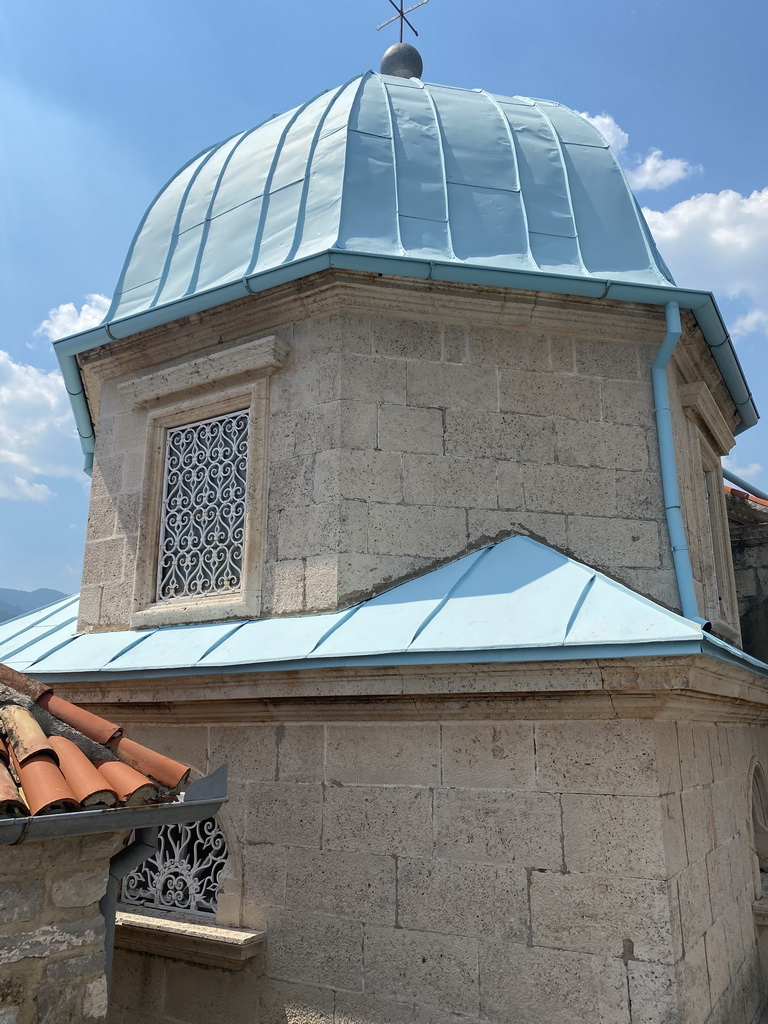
[107,71,674,322]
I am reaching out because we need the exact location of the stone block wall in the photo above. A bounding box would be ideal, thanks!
[0,832,124,1024]
[731,523,768,662]
[77,277,709,631]
[110,709,768,1024]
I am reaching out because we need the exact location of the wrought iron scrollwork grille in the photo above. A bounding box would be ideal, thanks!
[121,817,227,916]
[157,409,249,602]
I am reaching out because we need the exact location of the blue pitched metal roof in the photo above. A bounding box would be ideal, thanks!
[105,73,673,325]
[4,537,764,684]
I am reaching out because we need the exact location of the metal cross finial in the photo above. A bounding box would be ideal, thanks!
[377,0,430,43]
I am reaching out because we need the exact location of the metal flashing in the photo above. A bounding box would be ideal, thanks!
[9,537,762,685]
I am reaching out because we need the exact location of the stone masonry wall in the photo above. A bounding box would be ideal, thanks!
[77,279,712,631]
[0,832,124,1024]
[110,710,768,1024]
[731,523,768,663]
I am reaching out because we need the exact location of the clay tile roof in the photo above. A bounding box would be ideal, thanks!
[0,661,190,819]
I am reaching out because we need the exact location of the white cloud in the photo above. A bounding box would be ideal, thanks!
[579,111,698,192]
[626,150,700,192]
[0,350,82,502]
[724,457,764,481]
[579,112,628,154]
[644,188,768,337]
[35,293,109,342]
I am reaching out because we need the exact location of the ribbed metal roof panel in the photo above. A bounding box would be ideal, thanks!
[105,74,674,324]
[0,539,713,679]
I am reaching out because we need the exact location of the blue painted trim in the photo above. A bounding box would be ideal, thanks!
[54,250,760,473]
[722,467,768,503]
[652,302,701,622]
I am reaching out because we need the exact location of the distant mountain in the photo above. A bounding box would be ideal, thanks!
[0,588,68,624]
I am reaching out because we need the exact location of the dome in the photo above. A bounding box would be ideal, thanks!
[107,71,675,324]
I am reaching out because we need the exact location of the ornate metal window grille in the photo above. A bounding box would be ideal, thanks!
[157,409,249,601]
[121,818,227,916]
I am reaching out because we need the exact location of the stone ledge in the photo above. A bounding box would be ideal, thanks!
[752,898,768,930]
[115,910,264,970]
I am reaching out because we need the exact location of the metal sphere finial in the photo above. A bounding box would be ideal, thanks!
[380,42,424,79]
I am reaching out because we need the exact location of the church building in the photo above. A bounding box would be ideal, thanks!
[4,39,768,1024]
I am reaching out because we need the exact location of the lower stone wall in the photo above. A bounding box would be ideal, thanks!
[109,711,768,1024]
[0,832,124,1024]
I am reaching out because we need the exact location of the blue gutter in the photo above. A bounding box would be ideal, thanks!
[653,302,702,623]
[722,466,768,503]
[53,250,760,474]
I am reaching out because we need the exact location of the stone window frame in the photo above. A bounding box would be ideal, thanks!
[123,335,287,629]
[749,759,768,900]
[678,381,740,641]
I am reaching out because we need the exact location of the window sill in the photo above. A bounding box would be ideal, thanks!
[115,909,265,970]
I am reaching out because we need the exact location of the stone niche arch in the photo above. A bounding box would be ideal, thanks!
[749,758,768,899]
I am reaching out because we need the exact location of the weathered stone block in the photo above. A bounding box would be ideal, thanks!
[530,870,674,961]
[675,934,711,1024]
[363,925,479,1016]
[335,992,462,1024]
[444,409,554,463]
[81,538,125,586]
[562,794,666,877]
[574,337,641,380]
[402,454,497,508]
[499,368,601,420]
[0,881,43,924]
[681,786,715,863]
[496,461,524,509]
[315,449,403,504]
[51,868,106,909]
[627,961,680,1024]
[242,843,288,917]
[269,455,315,509]
[677,859,714,950]
[377,404,443,454]
[259,980,334,1024]
[441,721,535,790]
[706,842,734,922]
[372,317,441,361]
[468,509,567,550]
[326,724,440,786]
[285,848,395,923]
[521,464,617,516]
[398,857,528,941]
[434,790,562,868]
[555,420,649,471]
[567,516,660,568]
[466,326,548,370]
[536,721,659,796]
[322,785,432,857]
[602,378,655,425]
[705,917,730,1007]
[407,360,497,411]
[209,724,276,782]
[367,503,466,558]
[266,910,363,990]
[277,725,324,784]
[163,958,263,1024]
[340,355,406,405]
[0,917,105,966]
[479,942,630,1024]
[245,783,323,848]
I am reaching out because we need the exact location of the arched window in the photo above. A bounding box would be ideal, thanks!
[121,817,228,917]
[751,762,768,899]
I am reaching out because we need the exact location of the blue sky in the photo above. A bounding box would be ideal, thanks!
[1,0,766,592]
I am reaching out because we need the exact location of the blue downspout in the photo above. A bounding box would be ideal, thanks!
[722,467,768,503]
[653,301,703,623]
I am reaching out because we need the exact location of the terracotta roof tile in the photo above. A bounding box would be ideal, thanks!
[0,660,190,820]
[95,761,158,806]
[49,736,118,808]
[10,749,79,816]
